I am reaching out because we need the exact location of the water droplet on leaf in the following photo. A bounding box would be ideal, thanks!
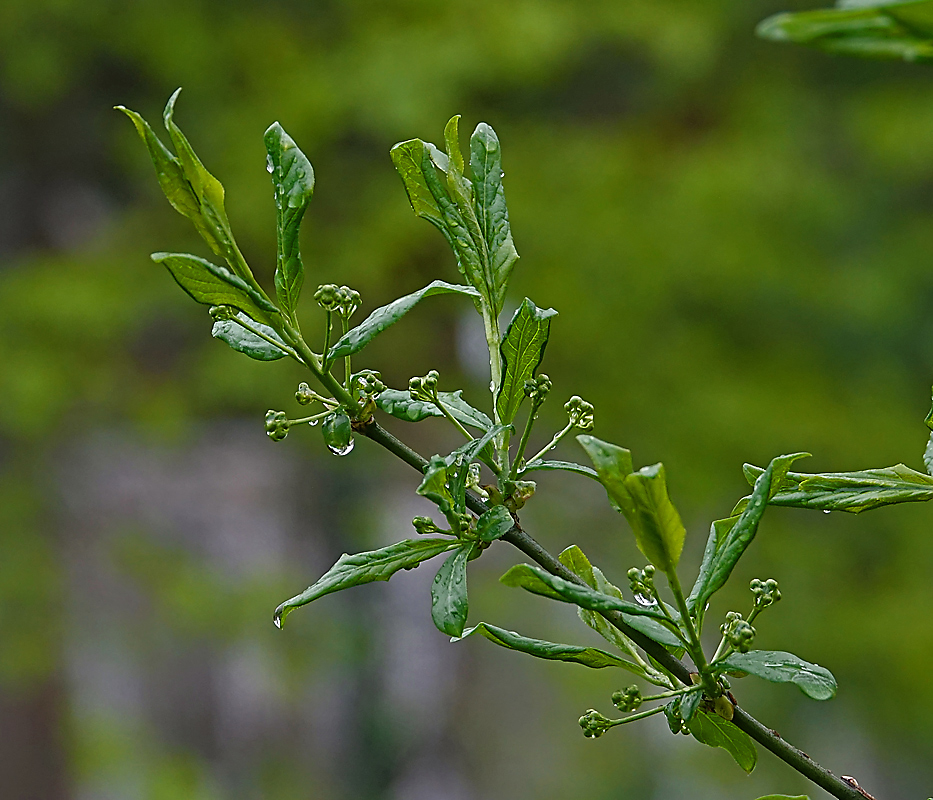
[327,439,355,457]
[634,593,658,608]
[823,509,831,515]
[266,155,275,174]
[308,419,319,427]
[273,610,283,629]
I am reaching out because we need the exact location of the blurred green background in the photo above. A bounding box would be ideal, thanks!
[1,0,932,798]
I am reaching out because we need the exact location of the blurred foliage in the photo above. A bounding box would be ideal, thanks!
[1,0,933,798]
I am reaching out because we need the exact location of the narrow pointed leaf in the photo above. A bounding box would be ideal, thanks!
[471,122,519,314]
[264,122,314,319]
[694,453,810,610]
[328,280,480,359]
[688,710,758,773]
[274,538,458,626]
[687,514,740,617]
[623,463,685,574]
[745,461,933,513]
[151,252,275,324]
[375,388,492,430]
[520,460,599,479]
[454,622,647,673]
[212,312,290,360]
[476,505,514,541]
[431,544,472,636]
[496,298,557,424]
[719,650,837,701]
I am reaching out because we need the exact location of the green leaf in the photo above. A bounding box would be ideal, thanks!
[719,650,837,701]
[576,435,636,516]
[151,252,276,325]
[754,795,809,800]
[688,709,758,773]
[687,514,740,618]
[454,622,646,672]
[680,689,703,723]
[558,544,598,587]
[925,432,933,476]
[693,453,810,611]
[328,280,480,359]
[211,311,290,360]
[321,411,353,455]
[664,697,683,734]
[500,564,668,620]
[496,298,558,424]
[756,1,933,62]
[519,460,599,480]
[745,461,933,513]
[444,425,510,505]
[274,538,458,627]
[476,505,514,541]
[418,456,455,516]
[470,122,519,315]
[431,544,472,636]
[264,122,314,320]
[375,389,492,430]
[622,463,686,574]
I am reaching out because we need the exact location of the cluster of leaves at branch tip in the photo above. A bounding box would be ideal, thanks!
[124,94,933,799]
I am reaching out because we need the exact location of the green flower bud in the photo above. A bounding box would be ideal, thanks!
[750,577,781,608]
[523,374,552,404]
[579,709,613,739]
[295,382,316,405]
[264,410,289,442]
[334,285,361,318]
[354,370,386,400]
[721,611,756,653]
[611,685,643,712]
[314,283,340,310]
[564,395,595,431]
[454,511,473,535]
[412,516,440,535]
[628,565,657,605]
[209,305,237,321]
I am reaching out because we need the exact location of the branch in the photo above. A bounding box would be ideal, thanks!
[358,419,877,800]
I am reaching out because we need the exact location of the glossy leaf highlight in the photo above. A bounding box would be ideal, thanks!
[688,709,758,773]
[719,650,837,701]
[431,545,471,637]
[496,298,557,424]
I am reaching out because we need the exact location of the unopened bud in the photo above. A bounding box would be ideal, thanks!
[579,709,613,739]
[564,395,595,431]
[611,685,643,712]
[264,410,289,442]
[314,283,340,310]
[295,382,316,405]
[412,516,440,535]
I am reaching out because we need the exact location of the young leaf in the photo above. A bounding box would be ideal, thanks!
[520,460,599,479]
[686,514,740,618]
[718,650,837,701]
[622,463,686,574]
[454,622,647,673]
[151,252,276,324]
[431,544,472,637]
[444,425,510,505]
[264,122,314,320]
[328,280,480,359]
[577,435,636,516]
[475,505,514,541]
[558,545,598,587]
[321,411,353,455]
[375,389,492,430]
[664,697,684,734]
[694,453,810,611]
[418,456,455,516]
[744,461,933,513]
[274,538,458,627]
[470,121,519,315]
[212,311,290,360]
[500,564,669,620]
[688,709,758,773]
[496,298,558,424]
[680,689,703,724]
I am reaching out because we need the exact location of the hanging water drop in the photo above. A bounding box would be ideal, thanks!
[327,439,355,457]
[273,610,283,629]
[266,154,275,174]
[308,419,319,427]
[823,509,831,515]
[634,592,658,608]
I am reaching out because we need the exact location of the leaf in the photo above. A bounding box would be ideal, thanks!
[454,622,646,672]
[622,463,686,574]
[693,453,810,612]
[680,689,703,724]
[688,709,758,773]
[470,122,519,315]
[431,544,472,637]
[925,432,933,477]
[719,651,837,701]
[754,795,809,800]
[745,461,933,513]
[664,697,683,734]
[687,515,740,618]
[558,544,598,587]
[500,564,668,620]
[520,460,599,480]
[211,311,290,360]
[273,538,458,627]
[756,1,933,63]
[576,435,636,516]
[151,252,276,325]
[375,389,492,430]
[264,122,314,319]
[496,298,558,424]
[418,456,454,516]
[328,280,480,359]
[444,425,510,504]
[321,411,353,455]
[476,505,514,541]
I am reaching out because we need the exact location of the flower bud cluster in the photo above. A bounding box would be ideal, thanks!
[412,516,441,535]
[466,463,489,500]
[578,709,613,739]
[750,578,781,609]
[611,685,643,713]
[564,395,595,431]
[409,370,440,402]
[314,284,361,318]
[354,370,386,400]
[627,565,657,604]
[209,305,237,321]
[264,410,289,442]
[721,611,756,653]
[523,374,552,404]
[295,382,317,405]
